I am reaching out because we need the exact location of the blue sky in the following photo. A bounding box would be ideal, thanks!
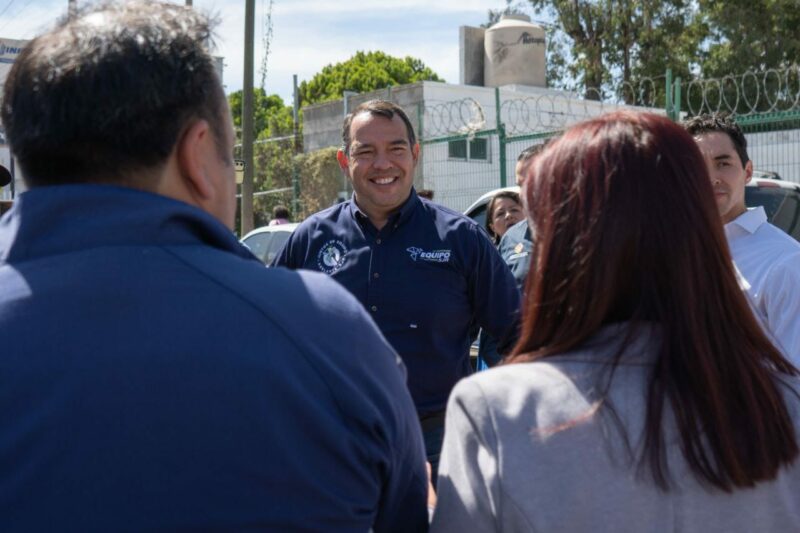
[0,0,515,103]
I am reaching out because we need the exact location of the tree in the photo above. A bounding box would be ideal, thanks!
[699,0,800,77]
[228,88,295,140]
[298,51,443,107]
[525,1,702,103]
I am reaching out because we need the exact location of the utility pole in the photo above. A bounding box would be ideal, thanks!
[185,0,193,5]
[240,0,255,235]
[68,0,77,19]
[292,74,301,216]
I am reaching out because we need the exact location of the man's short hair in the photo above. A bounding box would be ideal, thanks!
[1,1,226,187]
[272,205,290,219]
[517,137,558,164]
[341,100,416,155]
[682,113,750,166]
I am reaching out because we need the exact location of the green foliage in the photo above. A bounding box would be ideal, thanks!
[295,147,342,219]
[526,0,701,103]
[228,88,296,141]
[482,0,529,28]
[298,51,443,107]
[523,0,799,110]
[699,0,800,77]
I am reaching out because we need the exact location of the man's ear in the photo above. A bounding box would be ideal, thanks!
[744,159,753,184]
[336,149,351,176]
[412,142,420,164]
[176,118,215,200]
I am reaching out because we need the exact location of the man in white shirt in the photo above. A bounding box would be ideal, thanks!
[684,113,800,364]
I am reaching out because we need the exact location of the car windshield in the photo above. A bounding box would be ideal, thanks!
[745,187,800,241]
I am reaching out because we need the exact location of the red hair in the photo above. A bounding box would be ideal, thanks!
[511,110,798,490]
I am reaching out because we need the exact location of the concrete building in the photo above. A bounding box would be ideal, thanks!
[302,80,655,212]
[301,14,660,212]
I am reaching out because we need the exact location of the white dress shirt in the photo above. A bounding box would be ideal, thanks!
[725,206,800,364]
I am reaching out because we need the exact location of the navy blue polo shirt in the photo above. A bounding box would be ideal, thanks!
[273,189,520,414]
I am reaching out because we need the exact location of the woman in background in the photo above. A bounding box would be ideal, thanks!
[477,190,526,370]
[432,111,800,532]
[484,190,524,245]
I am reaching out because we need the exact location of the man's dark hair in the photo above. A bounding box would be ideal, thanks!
[517,137,557,163]
[341,100,416,155]
[682,113,749,166]
[1,1,226,187]
[272,205,290,219]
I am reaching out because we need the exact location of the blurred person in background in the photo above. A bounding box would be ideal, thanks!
[268,204,291,225]
[476,147,542,370]
[484,190,524,245]
[432,111,800,532]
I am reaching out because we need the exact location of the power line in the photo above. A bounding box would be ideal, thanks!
[0,0,35,33]
[0,0,17,21]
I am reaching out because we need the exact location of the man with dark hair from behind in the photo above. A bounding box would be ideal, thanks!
[684,113,800,364]
[0,2,427,530]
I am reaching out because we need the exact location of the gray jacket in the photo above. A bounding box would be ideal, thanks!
[431,323,800,532]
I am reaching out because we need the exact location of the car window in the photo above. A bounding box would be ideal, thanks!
[265,231,291,264]
[745,187,800,242]
[242,232,272,263]
[468,202,488,230]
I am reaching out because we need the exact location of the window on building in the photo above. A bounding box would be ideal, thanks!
[469,138,488,160]
[448,137,489,161]
[448,139,467,159]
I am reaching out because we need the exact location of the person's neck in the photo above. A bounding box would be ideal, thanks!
[354,196,407,231]
[362,208,391,230]
[723,205,748,225]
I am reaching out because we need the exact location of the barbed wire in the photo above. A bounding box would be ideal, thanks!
[682,65,800,116]
[422,76,667,139]
[423,98,486,138]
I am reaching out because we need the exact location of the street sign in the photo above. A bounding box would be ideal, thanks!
[234,159,245,184]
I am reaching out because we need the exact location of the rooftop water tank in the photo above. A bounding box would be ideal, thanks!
[484,14,546,88]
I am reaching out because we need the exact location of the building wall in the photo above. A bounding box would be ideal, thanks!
[301,79,663,213]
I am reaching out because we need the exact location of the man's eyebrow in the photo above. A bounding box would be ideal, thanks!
[389,139,409,146]
[713,154,734,160]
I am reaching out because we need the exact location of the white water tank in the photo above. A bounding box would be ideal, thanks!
[484,15,546,88]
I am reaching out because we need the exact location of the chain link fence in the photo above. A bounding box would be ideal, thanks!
[419,66,800,212]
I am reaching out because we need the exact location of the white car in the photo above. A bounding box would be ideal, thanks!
[241,223,298,265]
[464,176,800,243]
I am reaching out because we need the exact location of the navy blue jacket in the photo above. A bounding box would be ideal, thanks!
[0,185,427,532]
[272,190,520,414]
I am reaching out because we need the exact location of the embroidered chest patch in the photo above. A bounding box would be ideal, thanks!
[317,240,348,274]
[406,247,451,263]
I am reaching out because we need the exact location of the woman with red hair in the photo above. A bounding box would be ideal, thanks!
[431,111,800,531]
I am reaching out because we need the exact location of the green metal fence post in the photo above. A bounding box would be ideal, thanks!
[665,68,674,120]
[495,87,507,187]
[673,77,682,121]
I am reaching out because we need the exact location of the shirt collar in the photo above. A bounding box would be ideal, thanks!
[725,206,767,238]
[347,187,421,230]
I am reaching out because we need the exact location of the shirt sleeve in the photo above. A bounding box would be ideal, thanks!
[270,225,305,269]
[430,378,500,532]
[468,227,522,355]
[763,257,800,365]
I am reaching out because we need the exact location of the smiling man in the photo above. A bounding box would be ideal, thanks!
[684,113,800,364]
[273,100,520,480]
